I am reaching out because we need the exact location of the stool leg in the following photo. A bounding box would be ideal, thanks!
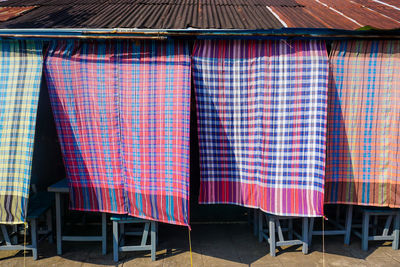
[392,213,400,250]
[383,216,392,236]
[258,211,263,242]
[344,205,353,245]
[31,219,38,260]
[362,212,370,251]
[276,220,284,242]
[113,221,119,262]
[47,209,53,244]
[302,217,308,255]
[141,223,150,246]
[55,192,62,255]
[1,225,11,245]
[308,217,314,247]
[155,222,158,246]
[269,217,276,257]
[101,213,106,255]
[373,215,378,236]
[151,221,156,261]
[336,205,340,223]
[12,225,18,244]
[288,219,293,240]
[120,223,125,246]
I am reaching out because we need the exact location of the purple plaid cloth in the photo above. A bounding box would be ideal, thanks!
[193,40,328,217]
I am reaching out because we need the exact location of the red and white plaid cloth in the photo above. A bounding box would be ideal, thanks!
[45,40,191,226]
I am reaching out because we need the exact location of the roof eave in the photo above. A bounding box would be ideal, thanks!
[0,27,399,39]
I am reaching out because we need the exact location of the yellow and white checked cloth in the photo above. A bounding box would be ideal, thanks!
[0,40,42,223]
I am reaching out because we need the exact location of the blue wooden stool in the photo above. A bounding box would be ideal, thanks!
[0,192,54,260]
[259,213,308,256]
[309,205,353,247]
[352,207,400,251]
[111,215,157,262]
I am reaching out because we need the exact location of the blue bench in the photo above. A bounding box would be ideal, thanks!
[352,207,400,251]
[258,212,308,256]
[0,192,54,260]
[48,178,107,256]
[309,205,353,247]
[110,214,157,262]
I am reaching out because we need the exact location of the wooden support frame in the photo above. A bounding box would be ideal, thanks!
[111,217,157,262]
[49,179,107,256]
[352,208,400,251]
[308,205,353,247]
[0,209,53,260]
[258,212,309,257]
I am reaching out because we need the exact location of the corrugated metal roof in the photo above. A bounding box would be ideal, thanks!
[0,6,35,22]
[0,0,302,7]
[272,0,400,30]
[270,6,327,28]
[376,0,400,6]
[284,0,362,29]
[351,0,400,20]
[0,0,399,30]
[0,2,284,29]
[317,0,400,29]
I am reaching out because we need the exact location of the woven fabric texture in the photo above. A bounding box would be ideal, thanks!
[326,40,400,208]
[193,40,328,217]
[45,40,191,226]
[0,40,42,224]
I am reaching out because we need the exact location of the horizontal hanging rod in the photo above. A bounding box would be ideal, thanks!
[0,28,398,40]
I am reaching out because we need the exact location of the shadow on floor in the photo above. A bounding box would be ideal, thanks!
[0,222,398,266]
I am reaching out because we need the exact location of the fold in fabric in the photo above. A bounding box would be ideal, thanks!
[326,40,400,207]
[45,41,191,226]
[0,40,43,224]
[193,40,328,217]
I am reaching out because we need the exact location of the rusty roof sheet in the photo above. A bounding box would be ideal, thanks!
[0,6,35,22]
[375,0,400,6]
[0,0,399,30]
[271,0,400,30]
[270,6,326,28]
[351,0,400,20]
[0,2,284,29]
[317,0,400,29]
[273,0,361,29]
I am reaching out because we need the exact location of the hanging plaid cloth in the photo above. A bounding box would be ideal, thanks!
[326,40,400,207]
[193,40,328,217]
[45,40,191,226]
[0,40,43,224]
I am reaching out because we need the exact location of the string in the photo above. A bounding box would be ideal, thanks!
[282,39,294,49]
[322,216,326,267]
[188,227,193,267]
[23,222,28,267]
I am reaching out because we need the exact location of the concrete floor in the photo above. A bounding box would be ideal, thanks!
[0,223,400,267]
